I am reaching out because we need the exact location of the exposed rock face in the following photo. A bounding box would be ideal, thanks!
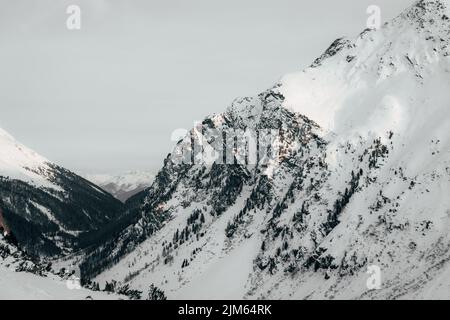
[0,208,10,236]
[86,0,450,299]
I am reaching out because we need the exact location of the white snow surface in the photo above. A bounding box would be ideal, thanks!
[0,236,122,300]
[0,127,59,190]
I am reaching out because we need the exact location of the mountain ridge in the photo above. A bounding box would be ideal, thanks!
[0,128,126,258]
[90,0,450,299]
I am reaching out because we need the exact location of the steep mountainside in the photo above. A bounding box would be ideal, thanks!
[0,128,125,257]
[85,171,154,202]
[92,0,450,299]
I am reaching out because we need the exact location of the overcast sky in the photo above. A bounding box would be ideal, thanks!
[0,0,413,174]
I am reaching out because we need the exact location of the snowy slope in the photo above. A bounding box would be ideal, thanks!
[0,127,60,190]
[0,266,120,300]
[85,171,154,202]
[93,0,450,300]
[0,128,125,257]
[281,0,450,138]
[0,234,123,300]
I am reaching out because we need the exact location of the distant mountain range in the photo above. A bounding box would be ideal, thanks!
[84,171,154,202]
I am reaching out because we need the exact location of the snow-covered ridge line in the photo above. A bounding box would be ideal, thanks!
[0,126,125,258]
[0,129,60,190]
[94,0,450,300]
[280,0,450,135]
[84,171,155,202]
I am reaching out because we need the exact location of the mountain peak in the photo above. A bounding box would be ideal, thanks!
[0,127,55,187]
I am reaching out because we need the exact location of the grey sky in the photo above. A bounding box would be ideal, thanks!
[0,0,413,174]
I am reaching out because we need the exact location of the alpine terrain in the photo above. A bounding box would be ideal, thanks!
[1,0,450,301]
[0,127,125,258]
[88,0,450,299]
[0,234,120,300]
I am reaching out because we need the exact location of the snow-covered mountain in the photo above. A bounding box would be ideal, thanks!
[85,171,154,203]
[0,128,59,190]
[90,0,450,299]
[0,128,125,257]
